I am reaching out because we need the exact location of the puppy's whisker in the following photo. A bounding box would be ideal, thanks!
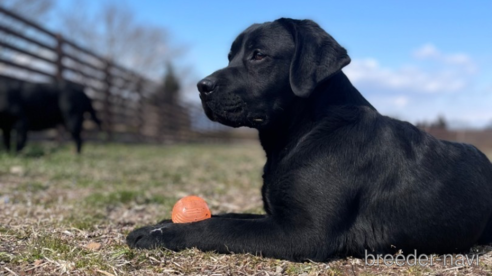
[273,102,285,111]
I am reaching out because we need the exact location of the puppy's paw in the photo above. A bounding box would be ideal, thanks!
[126,222,181,250]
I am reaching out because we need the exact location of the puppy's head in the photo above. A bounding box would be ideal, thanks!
[197,18,351,128]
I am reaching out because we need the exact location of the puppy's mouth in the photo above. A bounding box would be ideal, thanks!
[201,99,247,127]
[199,91,268,128]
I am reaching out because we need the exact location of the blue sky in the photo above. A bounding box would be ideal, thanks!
[52,0,492,128]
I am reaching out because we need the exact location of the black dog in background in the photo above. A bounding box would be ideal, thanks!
[127,18,492,261]
[0,77,101,153]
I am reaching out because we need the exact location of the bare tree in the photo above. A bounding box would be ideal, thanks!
[433,116,448,130]
[0,0,53,21]
[416,116,448,130]
[58,2,169,80]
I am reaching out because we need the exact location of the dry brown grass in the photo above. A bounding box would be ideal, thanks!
[0,143,491,275]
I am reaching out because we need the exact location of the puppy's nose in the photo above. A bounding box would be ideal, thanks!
[197,79,216,95]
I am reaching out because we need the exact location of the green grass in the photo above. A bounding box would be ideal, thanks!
[0,142,491,275]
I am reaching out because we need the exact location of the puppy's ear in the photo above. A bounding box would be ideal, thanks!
[277,18,351,97]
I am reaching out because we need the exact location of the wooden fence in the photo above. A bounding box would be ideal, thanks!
[0,6,232,144]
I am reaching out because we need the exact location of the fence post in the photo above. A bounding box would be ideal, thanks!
[55,34,64,80]
[104,60,113,142]
[54,34,65,143]
[158,98,166,143]
[136,77,144,142]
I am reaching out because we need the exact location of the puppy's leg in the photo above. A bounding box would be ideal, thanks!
[153,213,264,224]
[65,115,83,154]
[1,127,11,152]
[14,121,28,152]
[72,132,82,154]
[127,216,328,261]
[478,217,492,245]
[213,213,266,219]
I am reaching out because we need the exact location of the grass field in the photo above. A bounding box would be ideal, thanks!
[0,143,491,275]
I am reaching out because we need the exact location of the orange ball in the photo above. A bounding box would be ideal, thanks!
[171,195,212,223]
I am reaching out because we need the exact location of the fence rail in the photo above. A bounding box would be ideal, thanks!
[0,6,232,144]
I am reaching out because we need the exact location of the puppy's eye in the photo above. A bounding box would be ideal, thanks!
[252,51,266,61]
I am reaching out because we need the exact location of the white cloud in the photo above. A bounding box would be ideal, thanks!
[413,44,440,59]
[344,44,492,128]
[365,95,410,119]
[344,57,470,94]
[393,96,409,107]
[413,43,477,73]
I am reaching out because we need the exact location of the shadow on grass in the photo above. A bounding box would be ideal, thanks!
[0,142,70,158]
[20,143,70,158]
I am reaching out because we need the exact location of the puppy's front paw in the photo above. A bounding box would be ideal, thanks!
[127,222,179,250]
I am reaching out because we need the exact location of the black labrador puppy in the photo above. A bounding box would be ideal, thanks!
[127,18,492,261]
[0,78,101,153]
